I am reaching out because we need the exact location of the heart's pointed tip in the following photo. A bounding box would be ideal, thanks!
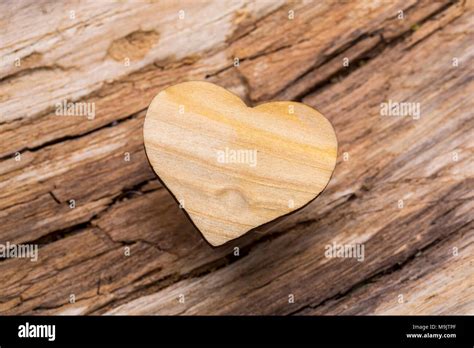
[208,239,225,248]
[201,231,233,247]
[201,228,246,248]
[202,236,225,248]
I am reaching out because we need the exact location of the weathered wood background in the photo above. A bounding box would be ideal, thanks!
[0,0,472,315]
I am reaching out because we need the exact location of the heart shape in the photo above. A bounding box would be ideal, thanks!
[144,81,337,246]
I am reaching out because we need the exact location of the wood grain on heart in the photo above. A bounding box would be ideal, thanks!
[143,81,337,246]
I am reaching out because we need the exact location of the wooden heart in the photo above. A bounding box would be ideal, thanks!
[143,81,337,246]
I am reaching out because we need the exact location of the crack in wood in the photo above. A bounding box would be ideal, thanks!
[88,202,353,314]
[0,64,76,85]
[0,110,144,162]
[294,1,461,102]
[288,217,472,316]
[402,1,467,51]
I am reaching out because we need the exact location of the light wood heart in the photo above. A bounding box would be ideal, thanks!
[143,81,337,246]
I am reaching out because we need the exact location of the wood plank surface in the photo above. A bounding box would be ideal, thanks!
[0,0,472,315]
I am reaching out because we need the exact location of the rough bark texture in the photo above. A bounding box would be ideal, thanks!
[0,0,472,315]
